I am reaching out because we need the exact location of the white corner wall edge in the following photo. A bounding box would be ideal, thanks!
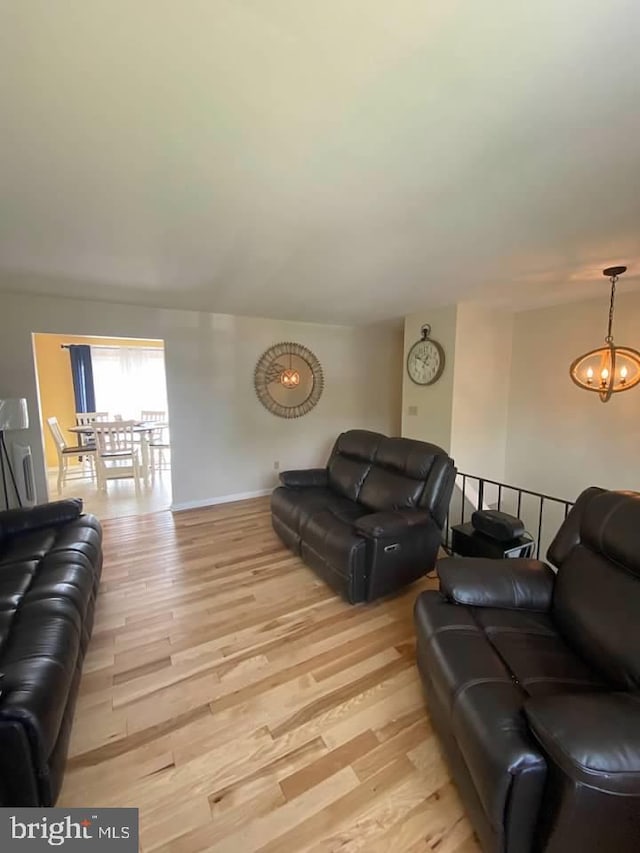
[171,488,273,512]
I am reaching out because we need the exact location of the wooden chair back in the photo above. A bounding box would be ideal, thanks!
[75,412,109,426]
[47,417,67,454]
[93,421,137,455]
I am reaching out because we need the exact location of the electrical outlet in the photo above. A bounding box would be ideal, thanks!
[407,405,418,416]
[274,460,280,470]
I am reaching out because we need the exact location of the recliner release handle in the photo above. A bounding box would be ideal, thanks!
[384,543,401,553]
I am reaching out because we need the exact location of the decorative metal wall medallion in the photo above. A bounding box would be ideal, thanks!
[254,342,324,418]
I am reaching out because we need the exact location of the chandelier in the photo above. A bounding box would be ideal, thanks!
[569,265,640,402]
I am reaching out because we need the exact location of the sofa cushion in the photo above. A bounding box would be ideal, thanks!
[0,515,101,772]
[26,557,96,625]
[358,437,444,512]
[488,630,604,698]
[358,467,425,512]
[0,562,37,614]
[0,499,83,540]
[452,681,546,832]
[0,596,82,764]
[328,455,372,502]
[0,530,58,566]
[415,591,546,832]
[299,509,368,602]
[300,510,367,577]
[553,544,640,692]
[271,486,339,534]
[415,593,511,717]
[472,607,558,638]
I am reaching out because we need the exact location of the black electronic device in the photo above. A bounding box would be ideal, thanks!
[451,522,535,560]
[471,509,525,542]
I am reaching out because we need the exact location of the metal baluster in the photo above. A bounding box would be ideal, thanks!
[478,479,484,511]
[498,484,503,512]
[564,502,570,519]
[536,497,544,559]
[461,475,466,525]
[517,490,522,518]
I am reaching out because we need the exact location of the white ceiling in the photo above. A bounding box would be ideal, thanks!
[1,1,640,324]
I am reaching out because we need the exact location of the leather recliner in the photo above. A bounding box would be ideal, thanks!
[271,430,456,603]
[0,499,102,806]
[414,487,640,853]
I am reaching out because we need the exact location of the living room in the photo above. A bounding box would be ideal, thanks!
[0,3,639,852]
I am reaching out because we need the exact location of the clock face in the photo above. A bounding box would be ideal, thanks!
[407,339,445,385]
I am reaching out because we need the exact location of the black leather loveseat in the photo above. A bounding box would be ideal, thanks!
[0,499,102,806]
[414,487,640,853]
[271,430,456,603]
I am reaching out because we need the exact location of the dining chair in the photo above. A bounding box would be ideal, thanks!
[75,412,108,474]
[140,410,166,423]
[75,412,109,425]
[141,411,170,479]
[47,416,96,495]
[93,421,142,494]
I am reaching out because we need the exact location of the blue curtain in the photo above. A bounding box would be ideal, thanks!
[68,345,96,413]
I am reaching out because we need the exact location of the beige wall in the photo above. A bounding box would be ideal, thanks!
[401,306,457,452]
[401,303,513,480]
[450,303,513,480]
[0,291,403,509]
[506,289,640,502]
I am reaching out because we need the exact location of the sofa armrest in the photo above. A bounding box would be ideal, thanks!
[525,693,640,794]
[0,499,83,538]
[279,468,328,488]
[437,557,555,612]
[355,509,433,539]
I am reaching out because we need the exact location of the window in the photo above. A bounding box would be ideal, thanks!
[91,346,168,420]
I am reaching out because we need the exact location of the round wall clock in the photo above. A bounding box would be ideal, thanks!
[407,324,445,386]
[254,342,324,418]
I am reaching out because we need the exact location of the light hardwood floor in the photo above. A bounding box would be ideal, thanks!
[47,467,172,519]
[60,497,480,853]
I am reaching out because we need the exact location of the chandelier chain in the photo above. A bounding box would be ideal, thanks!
[605,275,617,343]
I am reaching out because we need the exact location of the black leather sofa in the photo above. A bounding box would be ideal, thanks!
[414,487,640,853]
[0,499,102,806]
[271,430,456,603]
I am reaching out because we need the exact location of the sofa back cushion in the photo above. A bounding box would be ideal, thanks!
[552,490,640,691]
[327,430,382,502]
[357,437,455,526]
[326,431,455,525]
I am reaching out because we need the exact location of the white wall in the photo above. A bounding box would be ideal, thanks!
[0,291,403,509]
[506,289,640,502]
[401,306,458,452]
[450,303,513,480]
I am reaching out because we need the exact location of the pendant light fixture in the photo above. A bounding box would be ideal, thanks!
[569,266,640,402]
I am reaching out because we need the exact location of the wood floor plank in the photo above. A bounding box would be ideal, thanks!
[58,497,480,852]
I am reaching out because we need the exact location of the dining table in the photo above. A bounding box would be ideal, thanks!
[67,421,167,487]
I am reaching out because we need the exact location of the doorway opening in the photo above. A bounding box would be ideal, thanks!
[32,333,171,519]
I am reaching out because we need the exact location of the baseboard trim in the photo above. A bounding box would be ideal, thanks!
[171,488,272,512]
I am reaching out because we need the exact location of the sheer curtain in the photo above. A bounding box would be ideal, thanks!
[91,346,168,420]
